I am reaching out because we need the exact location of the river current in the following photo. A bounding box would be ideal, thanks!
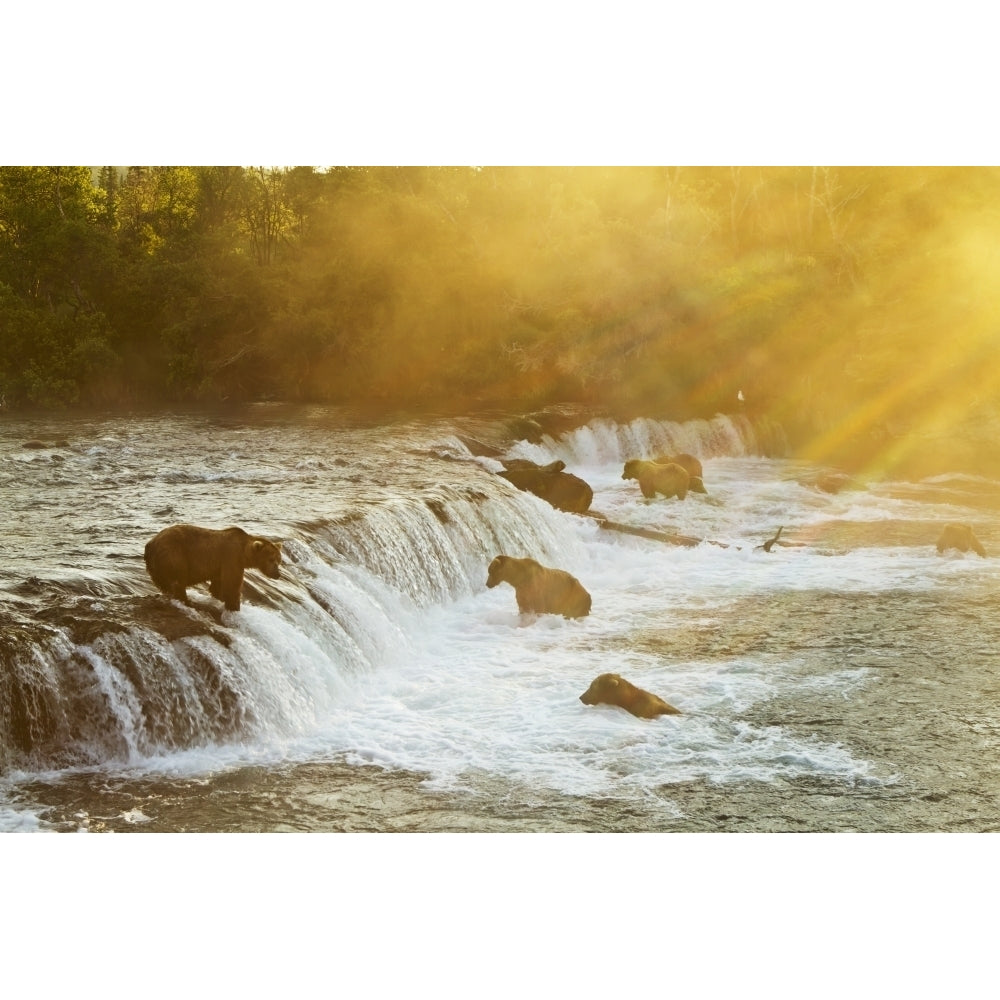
[2,406,998,833]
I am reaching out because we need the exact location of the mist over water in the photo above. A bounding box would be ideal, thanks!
[2,407,999,832]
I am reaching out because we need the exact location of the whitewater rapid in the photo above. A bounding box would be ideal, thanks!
[1,408,997,831]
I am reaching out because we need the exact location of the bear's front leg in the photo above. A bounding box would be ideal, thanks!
[220,567,245,611]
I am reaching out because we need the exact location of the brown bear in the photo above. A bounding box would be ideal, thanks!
[652,453,707,493]
[579,673,681,718]
[815,471,865,494]
[622,458,690,500]
[498,460,594,514]
[654,452,703,480]
[144,524,283,611]
[486,554,591,618]
[936,523,986,558]
[537,471,594,513]
[500,458,566,475]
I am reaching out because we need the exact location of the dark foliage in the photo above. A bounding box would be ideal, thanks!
[2,166,999,475]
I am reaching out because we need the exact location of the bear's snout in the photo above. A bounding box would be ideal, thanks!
[267,567,281,579]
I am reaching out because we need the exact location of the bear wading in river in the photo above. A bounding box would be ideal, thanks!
[485,554,591,618]
[936,523,986,558]
[654,452,703,479]
[579,673,681,719]
[653,452,707,493]
[622,458,691,500]
[144,524,283,612]
[497,458,594,514]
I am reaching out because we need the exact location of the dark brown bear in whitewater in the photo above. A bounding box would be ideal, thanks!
[936,523,986,558]
[486,554,591,618]
[145,524,283,611]
[579,673,681,719]
[622,458,691,500]
[498,458,594,514]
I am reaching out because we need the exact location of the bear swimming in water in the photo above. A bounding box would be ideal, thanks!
[936,523,986,558]
[485,554,591,618]
[579,673,680,718]
[622,459,691,500]
[144,524,283,612]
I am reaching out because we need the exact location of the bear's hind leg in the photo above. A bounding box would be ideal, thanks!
[164,579,189,604]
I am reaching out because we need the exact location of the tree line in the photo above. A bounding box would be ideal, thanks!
[2,165,998,472]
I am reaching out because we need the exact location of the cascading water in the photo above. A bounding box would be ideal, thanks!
[3,407,997,832]
[0,473,585,771]
[505,413,759,471]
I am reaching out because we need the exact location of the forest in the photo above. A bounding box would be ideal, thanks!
[2,165,999,476]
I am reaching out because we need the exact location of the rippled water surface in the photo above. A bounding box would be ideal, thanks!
[2,406,999,832]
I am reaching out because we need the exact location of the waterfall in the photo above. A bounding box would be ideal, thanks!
[505,413,761,469]
[0,472,588,772]
[0,410,771,774]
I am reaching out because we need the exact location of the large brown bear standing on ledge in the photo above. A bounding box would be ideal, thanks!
[622,459,691,500]
[486,554,591,618]
[936,523,986,558]
[579,673,681,718]
[145,524,283,611]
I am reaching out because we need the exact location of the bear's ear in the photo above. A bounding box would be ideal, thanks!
[607,675,620,687]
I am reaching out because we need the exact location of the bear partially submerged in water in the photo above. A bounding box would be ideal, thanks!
[936,523,986,558]
[485,554,591,618]
[579,673,681,719]
[145,524,283,611]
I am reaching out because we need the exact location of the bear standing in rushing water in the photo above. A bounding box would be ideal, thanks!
[622,458,691,500]
[486,554,591,618]
[579,673,681,718]
[936,523,986,558]
[145,524,283,611]
[653,452,703,480]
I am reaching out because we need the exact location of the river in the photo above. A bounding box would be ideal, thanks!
[2,405,998,832]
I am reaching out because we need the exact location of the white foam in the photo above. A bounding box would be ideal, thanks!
[5,418,989,809]
[0,806,44,832]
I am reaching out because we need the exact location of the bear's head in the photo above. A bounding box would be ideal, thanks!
[251,538,283,579]
[486,555,510,589]
[621,460,642,481]
[579,673,622,705]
